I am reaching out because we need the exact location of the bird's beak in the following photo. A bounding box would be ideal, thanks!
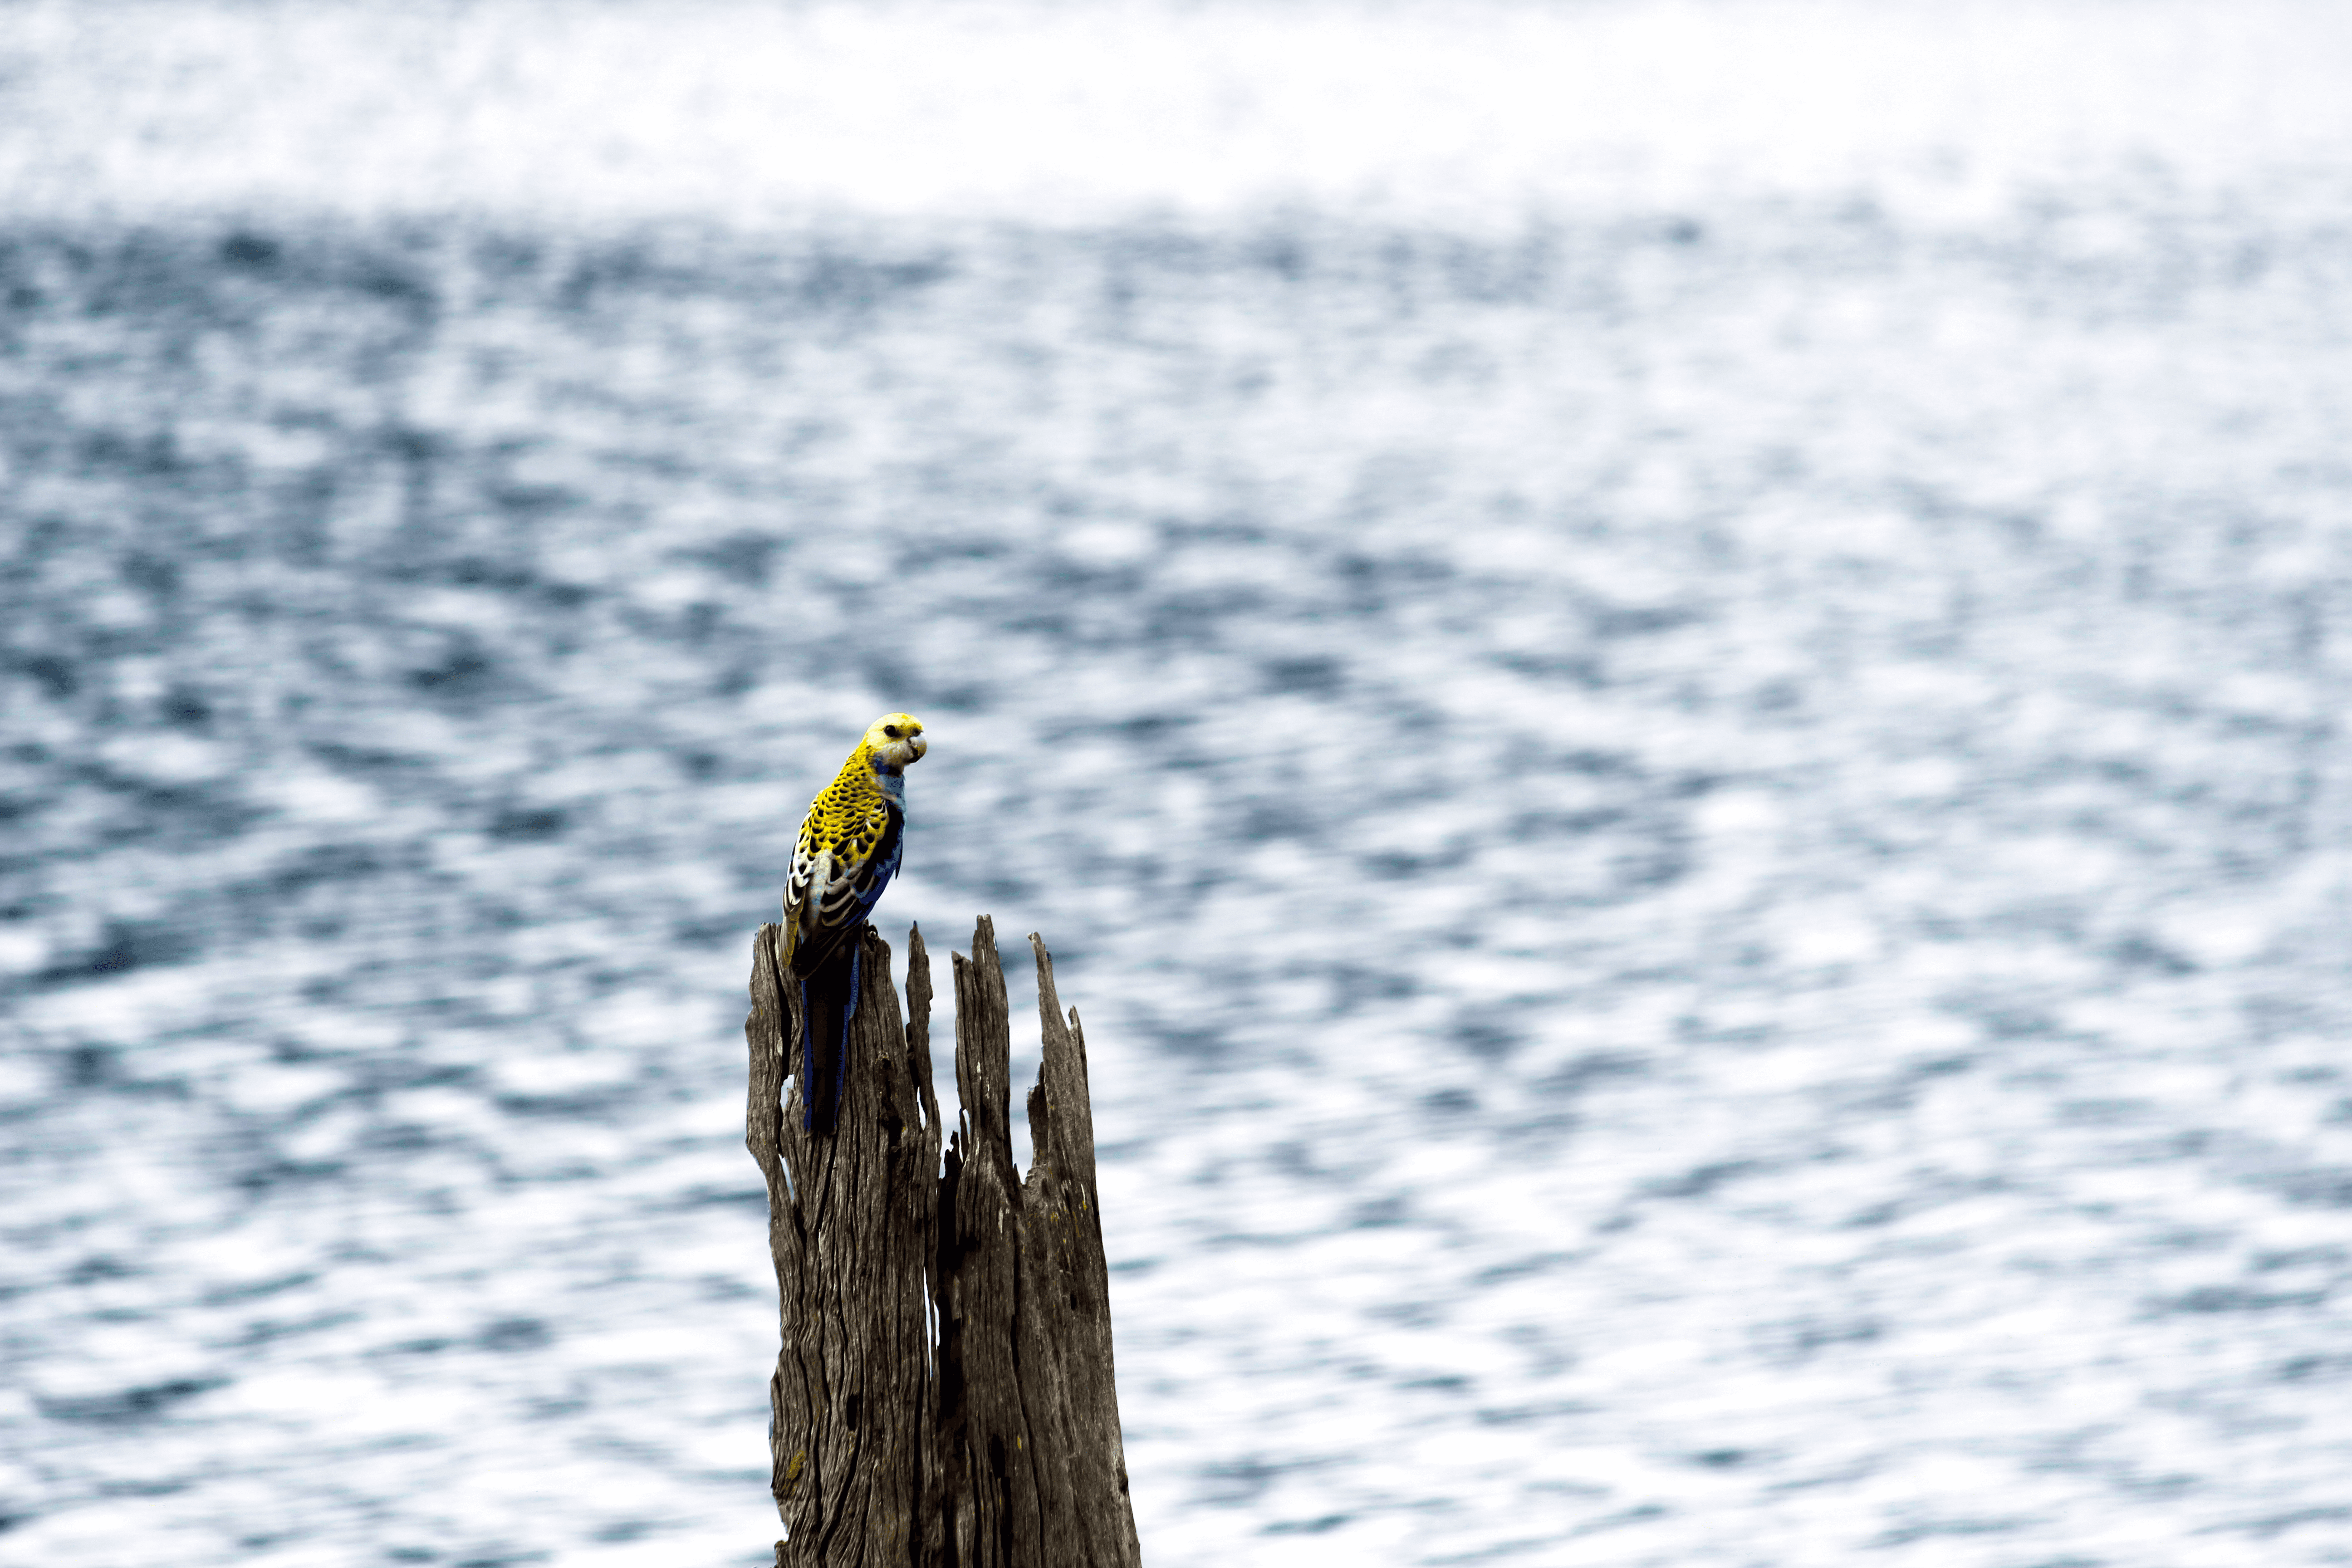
[909,734,928,760]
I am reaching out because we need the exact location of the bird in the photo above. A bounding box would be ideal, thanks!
[781,712,927,1132]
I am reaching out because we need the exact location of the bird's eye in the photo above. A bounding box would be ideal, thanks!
[883,725,901,738]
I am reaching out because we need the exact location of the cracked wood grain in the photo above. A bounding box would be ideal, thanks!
[748,917,1140,1568]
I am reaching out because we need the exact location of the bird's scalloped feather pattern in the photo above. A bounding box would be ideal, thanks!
[781,738,902,973]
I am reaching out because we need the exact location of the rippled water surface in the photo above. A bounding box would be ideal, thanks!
[5,5,2352,1564]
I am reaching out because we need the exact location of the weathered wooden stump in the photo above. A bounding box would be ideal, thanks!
[746,916,1142,1568]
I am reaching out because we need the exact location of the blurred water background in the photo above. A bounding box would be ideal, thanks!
[5,2,2352,1563]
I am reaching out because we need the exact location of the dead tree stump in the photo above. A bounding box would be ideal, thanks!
[746,916,1142,1568]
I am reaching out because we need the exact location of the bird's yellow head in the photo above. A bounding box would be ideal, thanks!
[863,712,928,773]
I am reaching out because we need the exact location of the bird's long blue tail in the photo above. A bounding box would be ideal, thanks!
[796,938,862,1134]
